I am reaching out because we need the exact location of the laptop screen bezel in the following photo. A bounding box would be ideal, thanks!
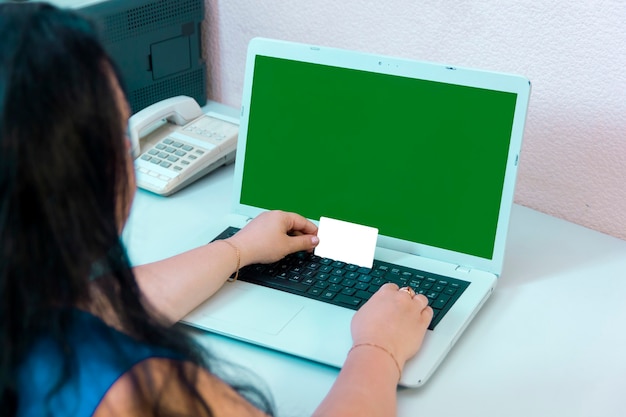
[232,37,531,276]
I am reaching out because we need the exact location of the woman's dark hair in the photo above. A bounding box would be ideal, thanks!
[0,3,273,416]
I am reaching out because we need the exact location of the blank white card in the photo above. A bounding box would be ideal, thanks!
[314,217,378,268]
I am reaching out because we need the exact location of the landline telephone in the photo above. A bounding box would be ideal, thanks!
[128,96,238,196]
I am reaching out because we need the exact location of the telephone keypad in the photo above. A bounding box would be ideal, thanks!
[139,137,208,178]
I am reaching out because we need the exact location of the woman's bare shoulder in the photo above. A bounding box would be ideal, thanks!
[93,357,270,417]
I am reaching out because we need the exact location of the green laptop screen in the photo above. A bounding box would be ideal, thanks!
[240,55,517,259]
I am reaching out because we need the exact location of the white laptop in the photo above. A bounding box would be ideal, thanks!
[182,37,531,387]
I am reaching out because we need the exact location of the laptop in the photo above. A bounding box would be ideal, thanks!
[182,37,531,387]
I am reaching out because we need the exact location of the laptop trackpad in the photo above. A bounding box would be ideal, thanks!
[192,286,305,335]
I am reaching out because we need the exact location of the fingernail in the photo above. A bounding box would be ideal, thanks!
[311,236,320,245]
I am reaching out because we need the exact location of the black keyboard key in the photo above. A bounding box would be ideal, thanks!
[317,273,330,281]
[321,291,337,300]
[426,291,439,300]
[386,276,406,286]
[288,274,303,283]
[356,290,372,300]
[355,282,369,290]
[431,294,451,310]
[328,284,343,293]
[357,274,372,283]
[372,277,386,286]
[342,279,356,287]
[341,287,357,296]
[307,287,323,296]
[335,294,363,308]
[328,276,343,284]
[367,285,380,293]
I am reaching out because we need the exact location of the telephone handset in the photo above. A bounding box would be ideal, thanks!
[128,96,238,196]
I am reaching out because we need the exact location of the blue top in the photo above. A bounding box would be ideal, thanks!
[16,309,182,417]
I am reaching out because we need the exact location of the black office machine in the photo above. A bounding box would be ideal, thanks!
[48,0,208,114]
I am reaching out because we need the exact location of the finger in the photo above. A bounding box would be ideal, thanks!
[399,286,416,298]
[288,233,320,252]
[421,306,434,323]
[413,294,430,310]
[285,212,318,235]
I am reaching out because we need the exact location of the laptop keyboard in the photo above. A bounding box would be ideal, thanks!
[213,227,470,330]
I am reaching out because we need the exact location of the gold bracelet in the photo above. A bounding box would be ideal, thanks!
[349,343,401,382]
[220,240,240,282]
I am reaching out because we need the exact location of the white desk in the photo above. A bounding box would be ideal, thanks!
[124,104,626,417]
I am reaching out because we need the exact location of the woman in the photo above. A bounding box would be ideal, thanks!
[0,3,433,416]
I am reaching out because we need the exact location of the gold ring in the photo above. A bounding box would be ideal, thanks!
[399,286,416,298]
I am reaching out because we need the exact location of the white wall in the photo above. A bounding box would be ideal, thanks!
[202,0,626,240]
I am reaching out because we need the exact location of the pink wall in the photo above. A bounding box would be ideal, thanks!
[202,0,626,240]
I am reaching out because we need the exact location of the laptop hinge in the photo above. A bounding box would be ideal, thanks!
[455,265,471,274]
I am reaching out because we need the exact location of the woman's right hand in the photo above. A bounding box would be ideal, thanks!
[350,283,433,371]
[227,210,319,267]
